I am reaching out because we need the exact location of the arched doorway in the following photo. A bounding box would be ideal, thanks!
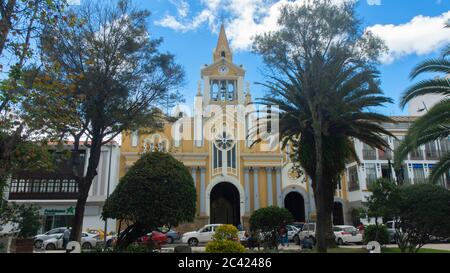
[284,192,305,222]
[333,202,344,225]
[210,182,240,226]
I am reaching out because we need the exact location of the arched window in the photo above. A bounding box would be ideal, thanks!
[221,51,226,58]
[143,135,169,153]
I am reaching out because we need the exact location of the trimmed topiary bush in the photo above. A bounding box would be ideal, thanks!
[205,225,245,253]
[102,152,196,250]
[364,224,389,245]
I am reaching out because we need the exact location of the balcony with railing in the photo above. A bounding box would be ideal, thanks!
[362,149,377,160]
[378,149,392,160]
[409,149,424,160]
[8,174,79,200]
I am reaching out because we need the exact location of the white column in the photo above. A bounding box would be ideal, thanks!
[191,168,197,188]
[200,168,206,215]
[244,168,250,214]
[266,168,273,206]
[276,168,282,207]
[253,167,259,210]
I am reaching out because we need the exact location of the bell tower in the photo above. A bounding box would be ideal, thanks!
[201,24,247,106]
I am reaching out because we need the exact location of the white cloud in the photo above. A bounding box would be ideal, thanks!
[155,0,351,50]
[155,0,450,63]
[368,11,450,64]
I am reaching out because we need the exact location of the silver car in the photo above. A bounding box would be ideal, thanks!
[33,227,67,249]
[43,232,97,250]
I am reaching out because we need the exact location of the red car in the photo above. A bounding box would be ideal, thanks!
[138,231,168,248]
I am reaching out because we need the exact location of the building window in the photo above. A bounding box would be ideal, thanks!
[365,163,377,189]
[362,143,377,160]
[221,51,226,58]
[143,135,169,153]
[348,166,359,191]
[412,164,425,184]
[425,142,438,160]
[227,146,236,169]
[131,131,138,147]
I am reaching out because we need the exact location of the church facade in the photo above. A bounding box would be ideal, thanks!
[119,26,349,231]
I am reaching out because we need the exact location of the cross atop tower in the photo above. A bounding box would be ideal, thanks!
[213,24,232,63]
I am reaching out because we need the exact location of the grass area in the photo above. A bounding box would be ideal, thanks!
[382,248,450,254]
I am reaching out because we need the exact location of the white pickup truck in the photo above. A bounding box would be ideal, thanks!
[181,224,246,246]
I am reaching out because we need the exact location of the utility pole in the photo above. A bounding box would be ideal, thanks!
[103,142,113,248]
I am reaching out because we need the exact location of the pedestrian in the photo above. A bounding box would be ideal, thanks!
[279,221,289,247]
[63,227,71,249]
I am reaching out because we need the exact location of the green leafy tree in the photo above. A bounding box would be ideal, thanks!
[102,152,196,250]
[0,202,41,238]
[364,179,400,243]
[249,206,293,249]
[23,0,184,242]
[394,22,449,184]
[394,184,450,253]
[253,0,391,252]
[206,225,245,253]
[0,0,68,199]
[365,179,400,225]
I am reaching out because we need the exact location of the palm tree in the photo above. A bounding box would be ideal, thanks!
[394,22,450,184]
[256,49,393,251]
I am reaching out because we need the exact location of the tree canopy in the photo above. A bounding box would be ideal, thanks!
[102,152,196,250]
[21,0,185,241]
[252,0,391,252]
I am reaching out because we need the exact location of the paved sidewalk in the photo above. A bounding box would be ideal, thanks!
[341,244,450,251]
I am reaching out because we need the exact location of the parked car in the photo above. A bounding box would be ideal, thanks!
[137,231,168,248]
[165,230,181,244]
[286,225,300,241]
[294,222,316,245]
[181,224,246,246]
[156,227,181,244]
[385,220,401,243]
[42,232,97,250]
[291,222,305,231]
[33,227,67,249]
[333,225,363,245]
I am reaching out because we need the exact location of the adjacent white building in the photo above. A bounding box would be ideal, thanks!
[344,116,450,222]
[4,143,120,234]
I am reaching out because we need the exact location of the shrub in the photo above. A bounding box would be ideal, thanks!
[395,184,450,253]
[364,224,389,245]
[249,206,293,249]
[205,225,245,253]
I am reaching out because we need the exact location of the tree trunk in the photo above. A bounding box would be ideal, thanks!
[0,0,16,57]
[115,223,147,251]
[312,117,326,253]
[70,187,88,241]
[70,132,102,242]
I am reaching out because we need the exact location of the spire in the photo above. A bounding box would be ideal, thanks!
[214,24,232,63]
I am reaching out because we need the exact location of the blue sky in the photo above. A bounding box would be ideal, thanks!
[96,1,450,115]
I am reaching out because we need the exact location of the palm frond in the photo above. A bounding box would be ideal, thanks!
[400,78,450,108]
[409,58,450,79]
[429,152,450,185]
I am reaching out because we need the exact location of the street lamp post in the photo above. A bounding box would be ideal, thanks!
[103,142,113,248]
